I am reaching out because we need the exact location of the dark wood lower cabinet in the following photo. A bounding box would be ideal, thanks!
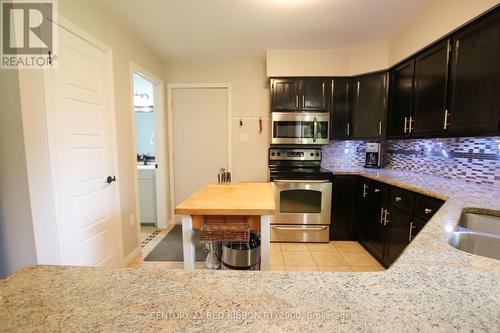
[333,176,444,267]
[331,176,357,240]
[364,201,386,262]
[383,206,412,266]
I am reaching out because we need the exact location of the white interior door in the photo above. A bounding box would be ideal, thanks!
[172,87,229,222]
[45,27,122,266]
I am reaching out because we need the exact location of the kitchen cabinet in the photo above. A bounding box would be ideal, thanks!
[330,78,352,139]
[138,168,157,225]
[446,9,500,136]
[331,175,357,240]
[363,181,389,262]
[412,40,450,137]
[356,177,444,267]
[388,59,414,138]
[355,179,370,242]
[270,79,300,112]
[270,78,330,112]
[387,40,449,138]
[351,72,388,139]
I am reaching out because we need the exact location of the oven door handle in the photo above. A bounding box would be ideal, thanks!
[273,179,330,183]
[272,226,327,231]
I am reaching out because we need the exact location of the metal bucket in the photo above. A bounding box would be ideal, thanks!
[221,242,260,270]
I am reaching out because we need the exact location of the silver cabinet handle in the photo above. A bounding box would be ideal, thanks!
[302,95,305,108]
[379,207,384,224]
[272,226,327,231]
[443,110,450,130]
[404,117,408,133]
[409,116,414,133]
[378,121,382,135]
[374,188,381,193]
[296,95,299,109]
[424,208,433,215]
[408,221,414,242]
[395,196,402,202]
[384,210,390,226]
[346,122,350,136]
[362,183,368,198]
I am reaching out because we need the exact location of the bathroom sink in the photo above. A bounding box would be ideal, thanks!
[448,211,500,261]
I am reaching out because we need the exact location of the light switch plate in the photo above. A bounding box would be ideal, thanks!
[240,133,249,142]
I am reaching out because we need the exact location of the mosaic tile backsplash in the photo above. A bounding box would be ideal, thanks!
[322,137,500,187]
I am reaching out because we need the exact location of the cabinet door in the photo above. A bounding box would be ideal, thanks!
[352,72,388,139]
[330,78,351,139]
[330,176,357,240]
[300,78,329,112]
[355,179,370,242]
[412,40,450,137]
[384,206,411,266]
[365,201,386,262]
[388,59,414,138]
[410,217,427,242]
[271,79,300,112]
[447,10,500,136]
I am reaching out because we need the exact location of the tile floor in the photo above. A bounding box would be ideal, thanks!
[129,226,385,272]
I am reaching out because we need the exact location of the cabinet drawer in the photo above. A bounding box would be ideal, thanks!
[389,187,415,213]
[369,181,389,202]
[414,195,443,221]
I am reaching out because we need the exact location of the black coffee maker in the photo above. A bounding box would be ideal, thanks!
[365,142,383,168]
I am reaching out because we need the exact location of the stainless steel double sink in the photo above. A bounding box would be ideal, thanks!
[448,209,500,261]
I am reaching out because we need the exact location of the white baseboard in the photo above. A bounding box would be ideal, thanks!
[123,246,141,266]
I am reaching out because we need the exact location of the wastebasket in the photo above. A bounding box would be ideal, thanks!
[221,231,260,270]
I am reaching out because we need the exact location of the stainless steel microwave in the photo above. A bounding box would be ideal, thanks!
[271,112,330,145]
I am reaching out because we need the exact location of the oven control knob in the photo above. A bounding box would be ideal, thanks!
[310,153,314,157]
[316,153,320,156]
[271,152,275,156]
[277,152,281,157]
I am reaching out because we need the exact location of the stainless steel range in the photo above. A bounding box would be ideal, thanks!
[268,146,332,243]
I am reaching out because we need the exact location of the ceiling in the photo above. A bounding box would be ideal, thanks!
[103,0,432,61]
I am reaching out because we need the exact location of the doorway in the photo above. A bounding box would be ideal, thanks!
[168,84,232,223]
[130,64,168,238]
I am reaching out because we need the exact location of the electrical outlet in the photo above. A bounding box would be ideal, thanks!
[130,214,136,227]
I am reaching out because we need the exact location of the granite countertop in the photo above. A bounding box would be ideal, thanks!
[1,169,500,332]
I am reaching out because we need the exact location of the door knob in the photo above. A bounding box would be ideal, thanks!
[106,176,116,184]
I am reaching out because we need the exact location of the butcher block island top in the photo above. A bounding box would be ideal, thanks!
[174,183,275,216]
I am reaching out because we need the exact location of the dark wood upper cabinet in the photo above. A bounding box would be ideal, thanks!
[412,40,450,137]
[330,78,352,139]
[446,9,500,136]
[351,72,388,139]
[388,40,450,138]
[270,78,329,112]
[271,79,300,111]
[388,59,415,138]
[300,78,329,112]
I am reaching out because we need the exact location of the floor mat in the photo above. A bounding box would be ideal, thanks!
[143,225,206,261]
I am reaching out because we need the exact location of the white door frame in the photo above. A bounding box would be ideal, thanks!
[129,62,168,234]
[41,15,124,265]
[167,83,232,224]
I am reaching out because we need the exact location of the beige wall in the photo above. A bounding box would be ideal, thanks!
[389,0,499,65]
[266,49,351,77]
[267,0,498,76]
[267,40,390,77]
[0,70,38,278]
[165,58,270,184]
